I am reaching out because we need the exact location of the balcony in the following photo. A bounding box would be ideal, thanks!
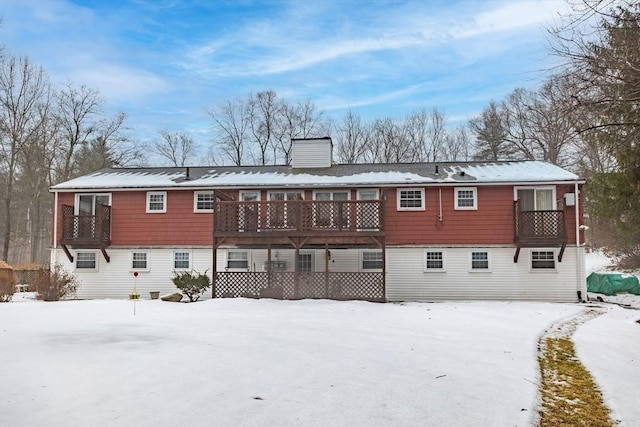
[60,204,111,248]
[513,201,567,262]
[214,199,384,239]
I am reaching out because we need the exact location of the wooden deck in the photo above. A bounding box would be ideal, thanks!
[60,204,111,248]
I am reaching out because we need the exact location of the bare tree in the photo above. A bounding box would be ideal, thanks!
[53,83,103,181]
[275,100,328,164]
[247,90,281,165]
[209,98,248,166]
[154,130,196,167]
[0,55,50,261]
[333,110,369,164]
[442,125,472,161]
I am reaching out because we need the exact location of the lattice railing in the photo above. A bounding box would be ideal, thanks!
[214,200,383,233]
[61,204,111,246]
[514,201,566,243]
[215,271,385,302]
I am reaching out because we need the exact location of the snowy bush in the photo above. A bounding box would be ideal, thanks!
[171,270,211,302]
[0,270,16,302]
[33,264,80,301]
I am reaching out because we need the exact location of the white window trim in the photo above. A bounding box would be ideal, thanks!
[74,193,112,215]
[423,249,445,272]
[357,189,379,200]
[360,250,383,272]
[397,188,425,211]
[469,250,491,272]
[312,190,351,200]
[513,186,557,209]
[455,187,478,210]
[193,191,215,213]
[226,250,250,271]
[146,191,167,213]
[75,251,99,271]
[239,190,261,202]
[131,251,150,272]
[173,250,191,270]
[530,249,557,271]
[267,190,305,200]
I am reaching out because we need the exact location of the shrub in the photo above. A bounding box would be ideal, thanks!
[33,264,80,301]
[172,270,211,302]
[0,270,17,302]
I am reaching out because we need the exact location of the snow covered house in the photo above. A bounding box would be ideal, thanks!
[50,137,587,302]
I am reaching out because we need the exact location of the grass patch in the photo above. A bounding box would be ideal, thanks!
[538,338,613,426]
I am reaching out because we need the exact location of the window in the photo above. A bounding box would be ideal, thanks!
[298,252,313,272]
[531,251,556,269]
[357,189,380,230]
[313,191,350,227]
[131,252,149,270]
[362,251,383,270]
[424,250,444,271]
[455,187,477,210]
[173,251,190,269]
[76,252,97,269]
[194,191,214,212]
[227,251,248,269]
[147,192,167,213]
[470,251,490,271]
[397,188,425,211]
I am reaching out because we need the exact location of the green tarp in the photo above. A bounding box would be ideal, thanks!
[587,272,640,296]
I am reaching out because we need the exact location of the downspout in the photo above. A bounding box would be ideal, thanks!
[575,182,584,302]
[50,191,58,267]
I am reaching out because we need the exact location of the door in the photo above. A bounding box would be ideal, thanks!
[75,194,111,239]
[268,191,302,228]
[516,188,556,237]
[357,189,379,230]
[314,191,349,228]
[239,191,260,231]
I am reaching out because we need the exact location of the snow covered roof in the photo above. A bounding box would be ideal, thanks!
[50,161,582,191]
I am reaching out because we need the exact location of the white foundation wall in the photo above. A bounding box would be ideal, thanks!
[386,246,584,302]
[216,248,363,273]
[52,247,215,300]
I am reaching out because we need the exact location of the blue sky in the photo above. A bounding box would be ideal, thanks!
[0,0,570,147]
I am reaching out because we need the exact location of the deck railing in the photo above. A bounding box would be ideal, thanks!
[61,204,111,247]
[513,201,566,245]
[215,271,385,302]
[214,200,383,234]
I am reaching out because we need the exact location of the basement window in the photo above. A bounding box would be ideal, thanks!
[424,250,445,271]
[76,252,97,270]
[173,251,191,269]
[531,251,556,270]
[227,251,248,270]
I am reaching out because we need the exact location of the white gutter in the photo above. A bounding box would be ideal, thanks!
[575,182,585,301]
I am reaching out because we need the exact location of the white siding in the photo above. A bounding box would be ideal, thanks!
[52,248,215,300]
[53,246,584,302]
[217,248,360,272]
[291,138,332,168]
[386,246,583,302]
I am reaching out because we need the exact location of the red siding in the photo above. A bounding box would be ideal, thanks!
[54,184,583,247]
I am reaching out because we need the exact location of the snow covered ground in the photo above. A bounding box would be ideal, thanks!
[1,294,638,427]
